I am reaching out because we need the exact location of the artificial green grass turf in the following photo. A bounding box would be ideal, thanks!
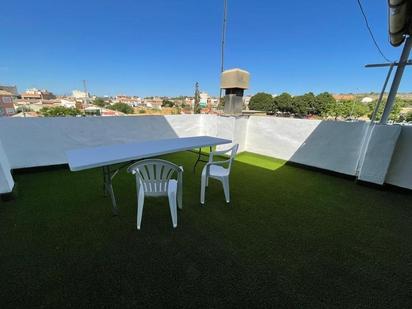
[1,151,412,308]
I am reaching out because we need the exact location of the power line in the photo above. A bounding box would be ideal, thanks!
[356,0,391,62]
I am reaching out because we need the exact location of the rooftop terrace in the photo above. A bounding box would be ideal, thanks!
[1,151,412,308]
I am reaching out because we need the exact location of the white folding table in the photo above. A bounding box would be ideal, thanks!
[66,136,231,214]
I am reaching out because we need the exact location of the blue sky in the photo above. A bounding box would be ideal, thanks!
[0,0,410,96]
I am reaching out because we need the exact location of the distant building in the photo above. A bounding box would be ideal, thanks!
[361,97,374,103]
[209,98,219,107]
[84,106,125,117]
[144,97,162,109]
[14,100,54,112]
[333,94,356,101]
[0,85,18,97]
[72,90,89,99]
[71,90,91,109]
[116,95,142,107]
[199,92,209,108]
[101,108,125,117]
[21,88,56,100]
[185,97,194,108]
[243,95,252,110]
[84,106,102,116]
[0,90,16,116]
[60,99,77,108]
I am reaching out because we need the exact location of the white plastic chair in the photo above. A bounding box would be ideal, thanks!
[200,144,239,206]
[127,159,183,230]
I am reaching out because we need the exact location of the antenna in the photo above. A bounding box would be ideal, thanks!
[219,0,228,105]
[83,80,89,97]
[83,80,89,105]
[220,0,228,74]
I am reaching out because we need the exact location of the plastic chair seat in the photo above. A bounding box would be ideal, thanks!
[202,164,229,178]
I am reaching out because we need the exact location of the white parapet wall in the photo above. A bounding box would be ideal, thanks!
[385,125,412,189]
[246,116,322,160]
[0,115,203,169]
[0,114,411,194]
[245,116,368,175]
[200,115,248,152]
[0,139,13,194]
[358,124,401,185]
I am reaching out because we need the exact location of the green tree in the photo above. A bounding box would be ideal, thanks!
[301,92,317,115]
[351,102,369,119]
[367,100,380,121]
[194,82,201,114]
[40,106,82,117]
[339,100,358,119]
[325,100,338,119]
[273,92,293,113]
[327,100,369,120]
[218,97,225,109]
[405,111,412,122]
[249,92,273,112]
[172,106,182,115]
[368,97,405,122]
[94,98,107,107]
[325,99,367,120]
[162,100,174,107]
[108,103,134,114]
[390,98,405,121]
[182,103,192,112]
[291,95,310,117]
[315,92,336,116]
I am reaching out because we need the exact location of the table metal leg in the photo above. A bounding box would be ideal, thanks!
[193,148,202,172]
[192,146,214,172]
[103,167,108,196]
[102,166,119,215]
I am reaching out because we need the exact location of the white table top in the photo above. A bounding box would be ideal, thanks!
[66,136,232,171]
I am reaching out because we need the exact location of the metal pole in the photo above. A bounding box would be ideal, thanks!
[219,0,228,106]
[83,79,89,106]
[356,63,395,175]
[365,60,412,68]
[220,0,227,74]
[380,36,412,124]
[370,62,395,123]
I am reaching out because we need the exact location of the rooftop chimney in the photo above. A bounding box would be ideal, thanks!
[220,68,250,115]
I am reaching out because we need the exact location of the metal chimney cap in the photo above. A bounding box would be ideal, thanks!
[220,68,250,89]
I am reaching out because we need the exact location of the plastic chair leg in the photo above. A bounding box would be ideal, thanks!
[137,188,145,230]
[200,174,207,205]
[168,190,177,228]
[222,177,230,203]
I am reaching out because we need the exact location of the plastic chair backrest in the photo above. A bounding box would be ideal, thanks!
[226,144,239,172]
[127,159,182,195]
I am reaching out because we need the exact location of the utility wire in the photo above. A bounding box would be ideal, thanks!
[357,0,391,62]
